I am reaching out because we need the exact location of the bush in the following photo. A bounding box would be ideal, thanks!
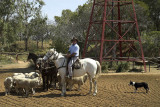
[116,62,129,73]
[52,37,68,53]
[0,54,16,65]
[101,62,108,73]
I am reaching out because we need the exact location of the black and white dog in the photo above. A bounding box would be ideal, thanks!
[129,81,149,93]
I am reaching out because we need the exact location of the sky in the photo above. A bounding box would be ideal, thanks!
[41,0,88,20]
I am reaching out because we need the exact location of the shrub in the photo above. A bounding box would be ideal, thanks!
[0,54,16,65]
[116,62,129,73]
[52,37,68,53]
[101,62,108,73]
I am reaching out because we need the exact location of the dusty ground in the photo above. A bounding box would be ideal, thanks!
[0,61,160,107]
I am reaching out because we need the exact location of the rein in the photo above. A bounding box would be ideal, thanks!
[46,51,59,60]
[45,51,66,70]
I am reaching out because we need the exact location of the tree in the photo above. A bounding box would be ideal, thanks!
[30,14,48,49]
[54,2,92,53]
[15,0,45,51]
[137,0,160,31]
[0,0,17,50]
[0,0,45,51]
[142,31,160,57]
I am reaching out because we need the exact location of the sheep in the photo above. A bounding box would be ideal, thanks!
[13,73,25,78]
[14,77,41,97]
[13,73,24,76]
[12,72,40,95]
[4,77,13,96]
[57,74,88,91]
[25,72,39,79]
[66,74,88,91]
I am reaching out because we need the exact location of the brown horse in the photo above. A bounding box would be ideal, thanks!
[27,53,43,69]
[37,58,58,91]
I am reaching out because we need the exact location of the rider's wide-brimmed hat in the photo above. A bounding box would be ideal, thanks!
[71,37,78,42]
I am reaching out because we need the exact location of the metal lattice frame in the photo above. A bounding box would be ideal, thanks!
[83,0,147,72]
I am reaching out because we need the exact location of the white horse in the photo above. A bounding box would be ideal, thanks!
[43,48,101,96]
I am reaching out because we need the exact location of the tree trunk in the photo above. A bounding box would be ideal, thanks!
[156,22,160,31]
[41,38,44,49]
[25,37,28,51]
[37,40,39,49]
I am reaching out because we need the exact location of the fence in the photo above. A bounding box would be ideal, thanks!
[0,52,29,63]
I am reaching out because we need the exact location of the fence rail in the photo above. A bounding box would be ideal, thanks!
[0,52,29,62]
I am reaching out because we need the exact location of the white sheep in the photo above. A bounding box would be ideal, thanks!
[14,77,41,97]
[12,72,40,95]
[13,73,25,78]
[66,74,88,91]
[13,73,24,76]
[4,77,13,96]
[25,72,39,79]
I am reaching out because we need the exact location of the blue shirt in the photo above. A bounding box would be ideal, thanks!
[69,44,80,57]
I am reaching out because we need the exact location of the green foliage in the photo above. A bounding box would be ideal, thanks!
[0,0,45,51]
[101,62,108,73]
[54,2,91,43]
[0,54,16,65]
[135,0,149,12]
[52,37,68,53]
[0,0,159,60]
[116,62,130,73]
[142,31,160,57]
[101,61,130,73]
[137,0,160,31]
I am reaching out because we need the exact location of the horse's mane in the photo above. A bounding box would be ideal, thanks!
[58,52,66,59]
[49,49,66,59]
[29,52,37,56]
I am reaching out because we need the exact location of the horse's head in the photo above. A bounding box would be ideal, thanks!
[27,53,32,61]
[43,48,59,62]
[27,53,38,61]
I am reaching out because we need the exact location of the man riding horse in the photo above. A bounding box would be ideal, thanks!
[66,37,80,79]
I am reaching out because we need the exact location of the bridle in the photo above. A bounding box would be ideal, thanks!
[44,50,66,70]
[45,50,59,61]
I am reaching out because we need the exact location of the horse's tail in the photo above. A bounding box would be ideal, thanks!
[95,61,101,79]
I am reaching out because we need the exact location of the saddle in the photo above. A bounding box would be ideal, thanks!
[66,58,82,76]
[72,59,82,69]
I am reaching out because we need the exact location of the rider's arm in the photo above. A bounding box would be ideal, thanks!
[67,52,76,57]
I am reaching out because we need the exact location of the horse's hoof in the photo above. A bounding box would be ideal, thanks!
[61,93,64,97]
[61,92,66,97]
[93,93,97,96]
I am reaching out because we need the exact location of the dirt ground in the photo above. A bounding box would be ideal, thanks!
[0,61,160,107]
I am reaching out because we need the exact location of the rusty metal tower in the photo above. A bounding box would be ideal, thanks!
[82,0,146,72]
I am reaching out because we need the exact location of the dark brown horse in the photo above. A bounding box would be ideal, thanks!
[37,59,58,91]
[27,53,43,69]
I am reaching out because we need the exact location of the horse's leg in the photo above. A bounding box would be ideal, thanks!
[54,78,57,89]
[92,78,97,96]
[42,75,45,91]
[50,74,53,88]
[89,76,93,94]
[61,77,66,96]
[46,75,49,91]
